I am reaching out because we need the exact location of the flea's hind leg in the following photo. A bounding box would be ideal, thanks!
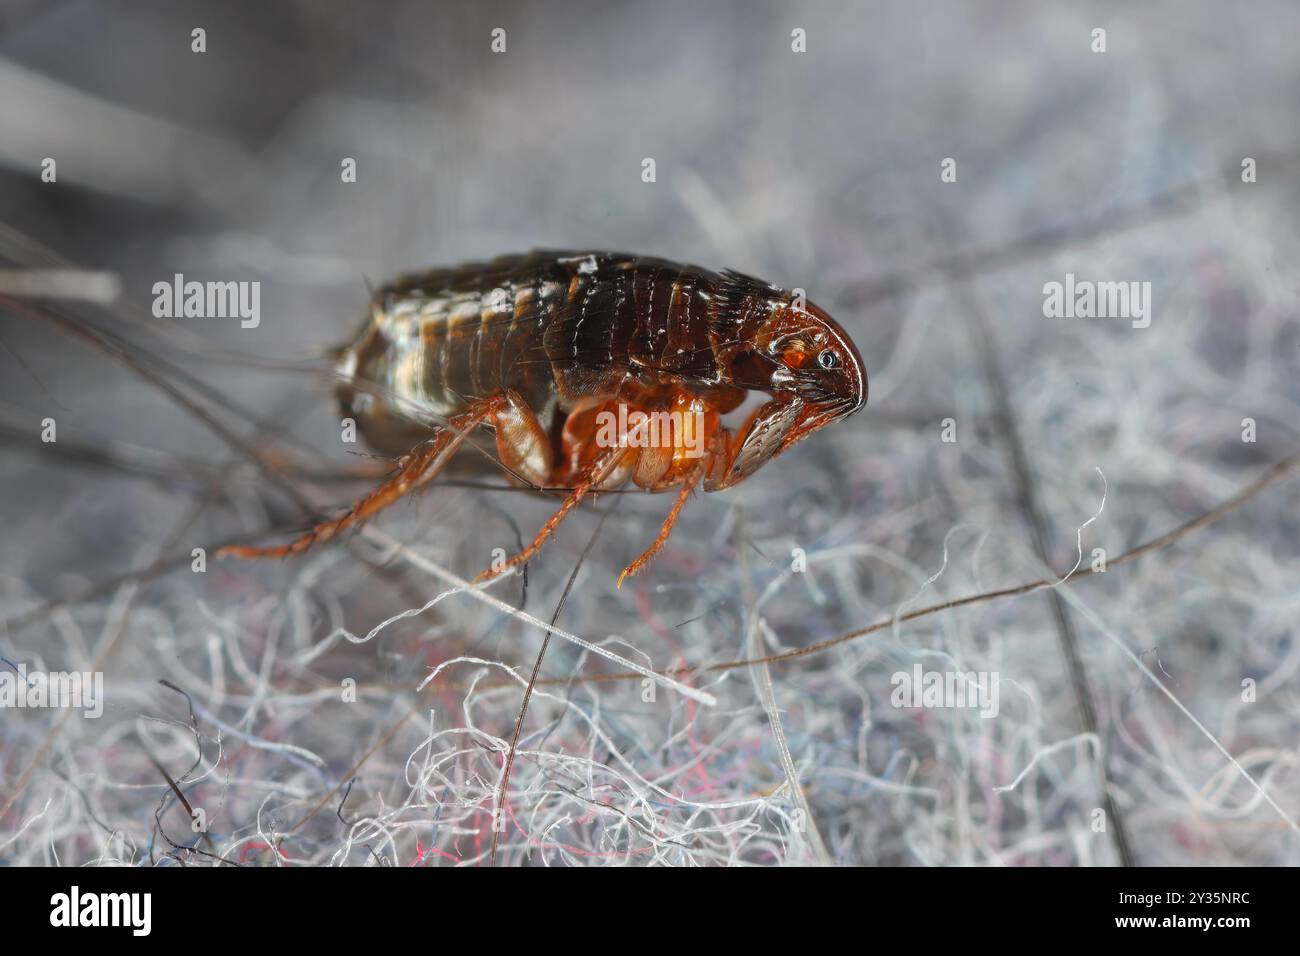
[490,389,554,488]
[219,399,498,560]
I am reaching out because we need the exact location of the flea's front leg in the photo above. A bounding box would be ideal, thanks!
[704,397,805,491]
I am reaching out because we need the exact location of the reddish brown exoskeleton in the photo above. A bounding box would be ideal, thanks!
[220,251,867,585]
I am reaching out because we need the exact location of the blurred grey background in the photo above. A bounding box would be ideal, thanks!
[1,0,1298,866]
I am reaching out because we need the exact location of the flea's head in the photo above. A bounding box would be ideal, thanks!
[730,298,867,406]
[718,297,867,484]
[735,298,866,424]
[771,299,866,420]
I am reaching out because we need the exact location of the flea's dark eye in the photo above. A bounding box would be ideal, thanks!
[817,349,839,370]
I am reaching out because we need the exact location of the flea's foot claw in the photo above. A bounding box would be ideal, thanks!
[473,565,511,586]
[217,545,263,560]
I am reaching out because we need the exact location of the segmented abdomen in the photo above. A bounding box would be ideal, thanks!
[338,251,769,453]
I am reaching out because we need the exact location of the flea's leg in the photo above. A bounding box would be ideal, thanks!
[616,462,703,589]
[703,397,803,491]
[616,392,719,586]
[490,389,554,488]
[474,441,633,582]
[219,399,497,559]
